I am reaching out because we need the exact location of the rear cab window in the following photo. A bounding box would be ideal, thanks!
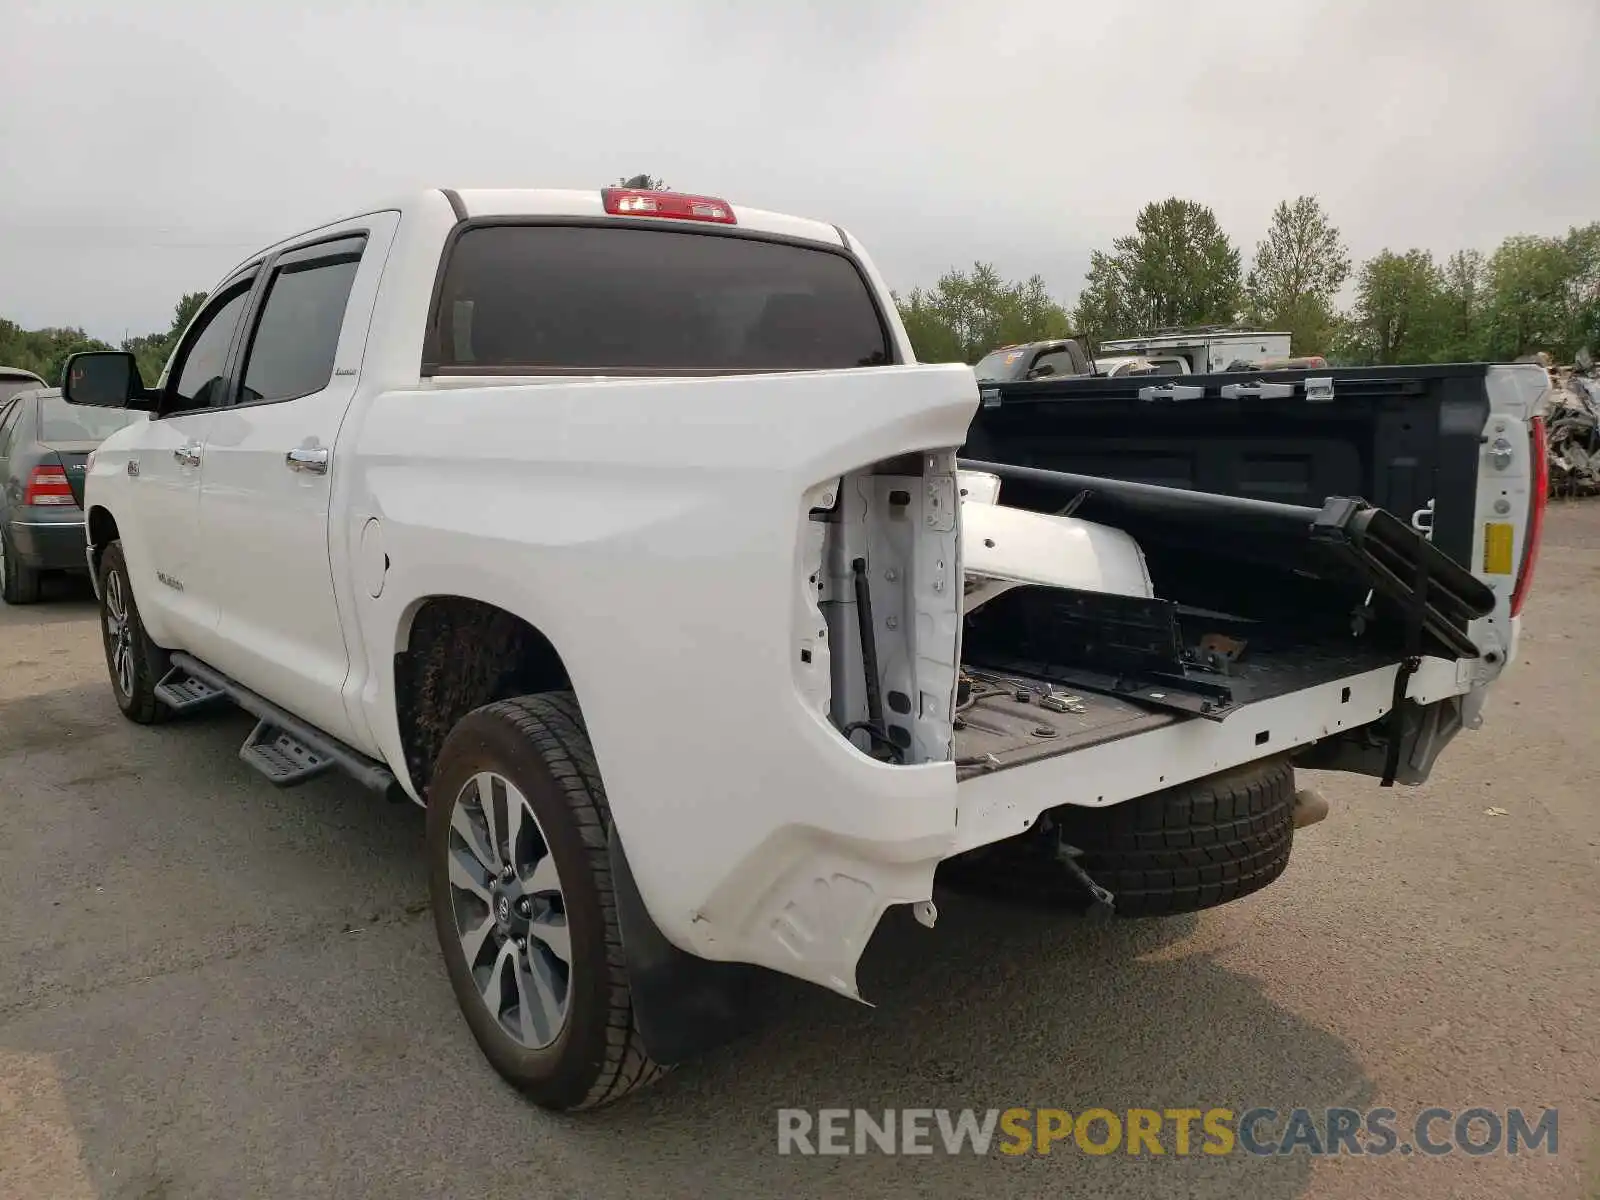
[426,225,892,375]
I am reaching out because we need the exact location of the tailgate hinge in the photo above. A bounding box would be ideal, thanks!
[1137,383,1205,403]
[1220,381,1295,400]
[1304,376,1336,403]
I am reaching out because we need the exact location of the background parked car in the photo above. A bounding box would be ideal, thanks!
[1,365,47,405]
[973,338,1094,382]
[0,386,141,603]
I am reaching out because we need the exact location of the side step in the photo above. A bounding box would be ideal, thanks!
[153,668,229,714]
[167,651,399,797]
[241,719,334,786]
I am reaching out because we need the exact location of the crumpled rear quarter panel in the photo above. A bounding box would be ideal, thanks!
[346,364,978,994]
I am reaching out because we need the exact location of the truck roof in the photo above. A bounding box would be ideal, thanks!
[223,187,850,284]
[451,188,848,248]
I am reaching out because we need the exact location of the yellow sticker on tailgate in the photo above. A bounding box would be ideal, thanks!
[1483,522,1515,575]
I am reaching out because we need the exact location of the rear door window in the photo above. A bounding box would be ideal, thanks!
[429,225,891,374]
[238,243,363,404]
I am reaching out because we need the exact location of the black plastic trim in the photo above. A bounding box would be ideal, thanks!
[966,363,1494,572]
[990,361,1491,402]
[608,831,769,1065]
[441,188,467,221]
[418,216,901,376]
[169,651,397,795]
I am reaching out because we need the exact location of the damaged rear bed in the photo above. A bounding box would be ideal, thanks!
[947,455,1495,785]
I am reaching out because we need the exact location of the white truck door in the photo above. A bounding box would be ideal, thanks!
[116,280,257,650]
[191,213,398,750]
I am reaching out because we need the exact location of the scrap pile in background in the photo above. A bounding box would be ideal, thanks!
[1542,354,1600,496]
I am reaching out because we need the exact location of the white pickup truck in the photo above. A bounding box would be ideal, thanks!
[61,186,1547,1112]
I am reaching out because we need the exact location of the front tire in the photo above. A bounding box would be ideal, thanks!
[426,694,662,1111]
[97,541,170,724]
[0,525,42,605]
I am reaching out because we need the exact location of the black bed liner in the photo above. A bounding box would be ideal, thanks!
[958,458,1496,665]
[951,363,1503,788]
[962,363,1493,570]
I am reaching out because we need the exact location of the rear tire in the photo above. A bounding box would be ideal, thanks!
[0,526,42,605]
[943,756,1297,917]
[97,541,170,724]
[426,694,662,1111]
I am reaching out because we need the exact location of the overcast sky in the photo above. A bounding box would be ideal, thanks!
[5,0,1598,341]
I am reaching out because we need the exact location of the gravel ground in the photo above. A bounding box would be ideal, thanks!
[2,505,1597,1200]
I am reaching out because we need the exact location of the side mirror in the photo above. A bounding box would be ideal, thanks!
[61,351,156,409]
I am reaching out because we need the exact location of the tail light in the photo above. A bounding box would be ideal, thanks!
[1510,415,1548,617]
[601,187,736,225]
[23,464,75,507]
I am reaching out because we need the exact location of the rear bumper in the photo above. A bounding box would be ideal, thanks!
[673,655,1477,1001]
[4,513,87,572]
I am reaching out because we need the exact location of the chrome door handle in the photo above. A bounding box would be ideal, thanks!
[173,444,202,468]
[285,446,330,474]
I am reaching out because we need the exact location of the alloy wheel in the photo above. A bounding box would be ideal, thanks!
[446,770,572,1050]
[103,568,136,699]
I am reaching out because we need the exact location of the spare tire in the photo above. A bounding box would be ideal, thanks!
[942,756,1297,917]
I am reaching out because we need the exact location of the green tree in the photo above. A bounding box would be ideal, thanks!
[1340,249,1444,364]
[895,263,1072,363]
[121,332,170,387]
[1072,198,1242,346]
[1562,221,1600,358]
[0,320,113,385]
[1435,249,1488,361]
[1243,196,1349,356]
[122,290,208,384]
[1482,234,1572,360]
[615,173,669,190]
[172,290,206,333]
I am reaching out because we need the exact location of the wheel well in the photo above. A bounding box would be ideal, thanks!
[86,507,119,571]
[394,596,572,800]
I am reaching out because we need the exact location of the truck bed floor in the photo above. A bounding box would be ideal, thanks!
[954,640,1402,781]
[954,678,1177,781]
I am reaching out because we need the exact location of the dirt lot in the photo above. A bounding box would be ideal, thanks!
[2,505,1598,1200]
